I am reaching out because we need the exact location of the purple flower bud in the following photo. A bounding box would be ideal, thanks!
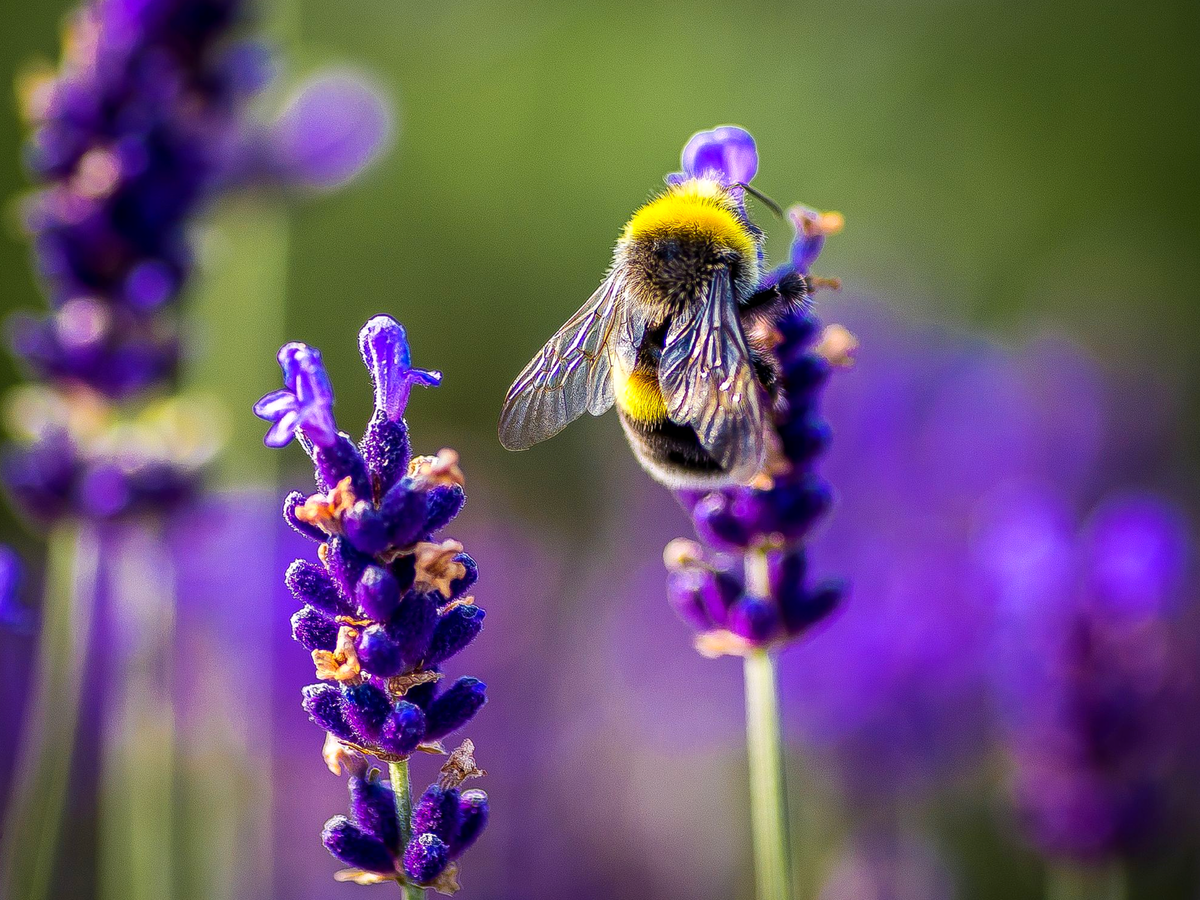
[404,671,440,711]
[359,316,441,423]
[325,537,372,600]
[672,125,758,187]
[377,702,426,757]
[691,492,753,550]
[729,595,782,644]
[355,624,407,678]
[343,505,391,556]
[310,433,372,500]
[423,677,487,741]
[770,476,832,544]
[360,409,411,495]
[423,484,465,533]
[283,490,325,541]
[450,790,488,858]
[302,684,356,743]
[377,482,428,548]
[385,590,439,666]
[269,72,393,190]
[446,553,478,601]
[403,832,449,883]
[776,313,822,357]
[411,785,461,844]
[666,568,718,631]
[777,414,832,467]
[322,816,397,874]
[286,559,351,618]
[349,773,401,854]
[343,682,393,741]
[426,605,485,666]
[78,463,132,519]
[291,606,338,652]
[782,579,845,634]
[356,565,401,621]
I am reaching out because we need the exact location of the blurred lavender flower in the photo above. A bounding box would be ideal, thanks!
[817,831,957,900]
[260,315,488,893]
[778,304,1107,802]
[263,72,395,191]
[4,0,390,524]
[774,289,1196,827]
[0,546,32,633]
[664,139,848,656]
[979,488,1195,862]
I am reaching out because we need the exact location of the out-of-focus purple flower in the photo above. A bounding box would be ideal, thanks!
[3,0,392,526]
[980,488,1195,862]
[818,831,957,900]
[776,299,1131,804]
[265,316,489,890]
[267,72,393,190]
[667,125,758,187]
[664,130,847,657]
[0,546,32,633]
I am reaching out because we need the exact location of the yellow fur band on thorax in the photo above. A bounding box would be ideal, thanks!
[621,179,757,261]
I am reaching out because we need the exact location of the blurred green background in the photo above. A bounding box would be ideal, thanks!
[2,0,1197,544]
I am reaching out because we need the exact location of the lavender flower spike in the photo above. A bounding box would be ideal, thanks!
[254,342,338,448]
[660,127,849,900]
[360,315,442,422]
[263,317,488,893]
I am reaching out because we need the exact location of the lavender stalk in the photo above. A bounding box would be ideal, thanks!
[0,524,100,900]
[97,524,177,900]
[745,649,791,900]
[388,758,424,900]
[1047,863,1127,900]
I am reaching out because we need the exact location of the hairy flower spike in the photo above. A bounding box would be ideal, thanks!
[663,128,847,655]
[264,315,489,889]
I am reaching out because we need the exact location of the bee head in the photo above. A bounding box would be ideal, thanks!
[618,178,762,308]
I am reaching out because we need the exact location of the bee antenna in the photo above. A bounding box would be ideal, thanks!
[733,183,785,220]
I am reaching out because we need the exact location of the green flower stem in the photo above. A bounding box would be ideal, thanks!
[1047,861,1127,900]
[98,522,177,900]
[389,758,424,899]
[0,522,100,900]
[744,645,793,900]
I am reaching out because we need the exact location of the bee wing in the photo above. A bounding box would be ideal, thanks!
[659,267,766,481]
[499,271,635,450]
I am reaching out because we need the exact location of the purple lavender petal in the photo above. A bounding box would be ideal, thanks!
[678,125,758,185]
[269,72,393,190]
[358,315,441,422]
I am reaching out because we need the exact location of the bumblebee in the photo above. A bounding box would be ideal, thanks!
[498,177,812,488]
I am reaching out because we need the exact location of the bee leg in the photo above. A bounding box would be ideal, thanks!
[742,271,813,328]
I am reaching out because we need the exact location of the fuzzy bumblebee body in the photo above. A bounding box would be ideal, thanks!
[499,176,811,488]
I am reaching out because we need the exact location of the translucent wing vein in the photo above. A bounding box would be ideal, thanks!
[659,268,765,480]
